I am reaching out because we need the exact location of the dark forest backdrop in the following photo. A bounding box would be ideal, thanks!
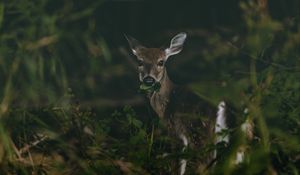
[0,0,299,174]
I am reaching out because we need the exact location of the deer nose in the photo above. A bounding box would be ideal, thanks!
[143,76,155,86]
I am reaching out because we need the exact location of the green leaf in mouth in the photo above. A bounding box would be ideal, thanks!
[139,83,161,93]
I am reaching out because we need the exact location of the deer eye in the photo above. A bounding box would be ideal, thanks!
[137,60,143,66]
[157,60,164,67]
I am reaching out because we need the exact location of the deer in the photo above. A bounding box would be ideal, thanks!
[125,32,253,174]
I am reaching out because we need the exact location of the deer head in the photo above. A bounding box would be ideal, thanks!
[125,33,187,88]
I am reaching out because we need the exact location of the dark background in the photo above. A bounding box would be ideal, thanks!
[95,0,298,44]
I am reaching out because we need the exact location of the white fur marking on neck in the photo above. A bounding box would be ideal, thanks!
[180,134,188,147]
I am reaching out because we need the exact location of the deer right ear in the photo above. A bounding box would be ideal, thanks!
[165,32,187,58]
[125,34,144,56]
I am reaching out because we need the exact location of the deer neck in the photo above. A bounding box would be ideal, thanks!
[149,70,174,118]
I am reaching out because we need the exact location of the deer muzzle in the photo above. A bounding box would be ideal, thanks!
[142,76,156,86]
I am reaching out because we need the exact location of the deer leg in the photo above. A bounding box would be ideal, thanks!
[235,110,253,164]
[235,148,245,164]
[180,159,187,175]
[214,101,229,159]
[179,134,188,175]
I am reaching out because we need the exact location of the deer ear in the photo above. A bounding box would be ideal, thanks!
[165,32,187,58]
[124,34,144,55]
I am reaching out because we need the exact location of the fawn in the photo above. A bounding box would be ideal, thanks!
[125,32,250,174]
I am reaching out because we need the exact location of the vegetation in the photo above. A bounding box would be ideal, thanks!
[0,0,299,174]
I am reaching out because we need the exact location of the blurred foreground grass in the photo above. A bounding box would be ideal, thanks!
[0,0,300,174]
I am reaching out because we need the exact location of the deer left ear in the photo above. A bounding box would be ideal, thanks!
[165,32,187,58]
[124,34,144,56]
